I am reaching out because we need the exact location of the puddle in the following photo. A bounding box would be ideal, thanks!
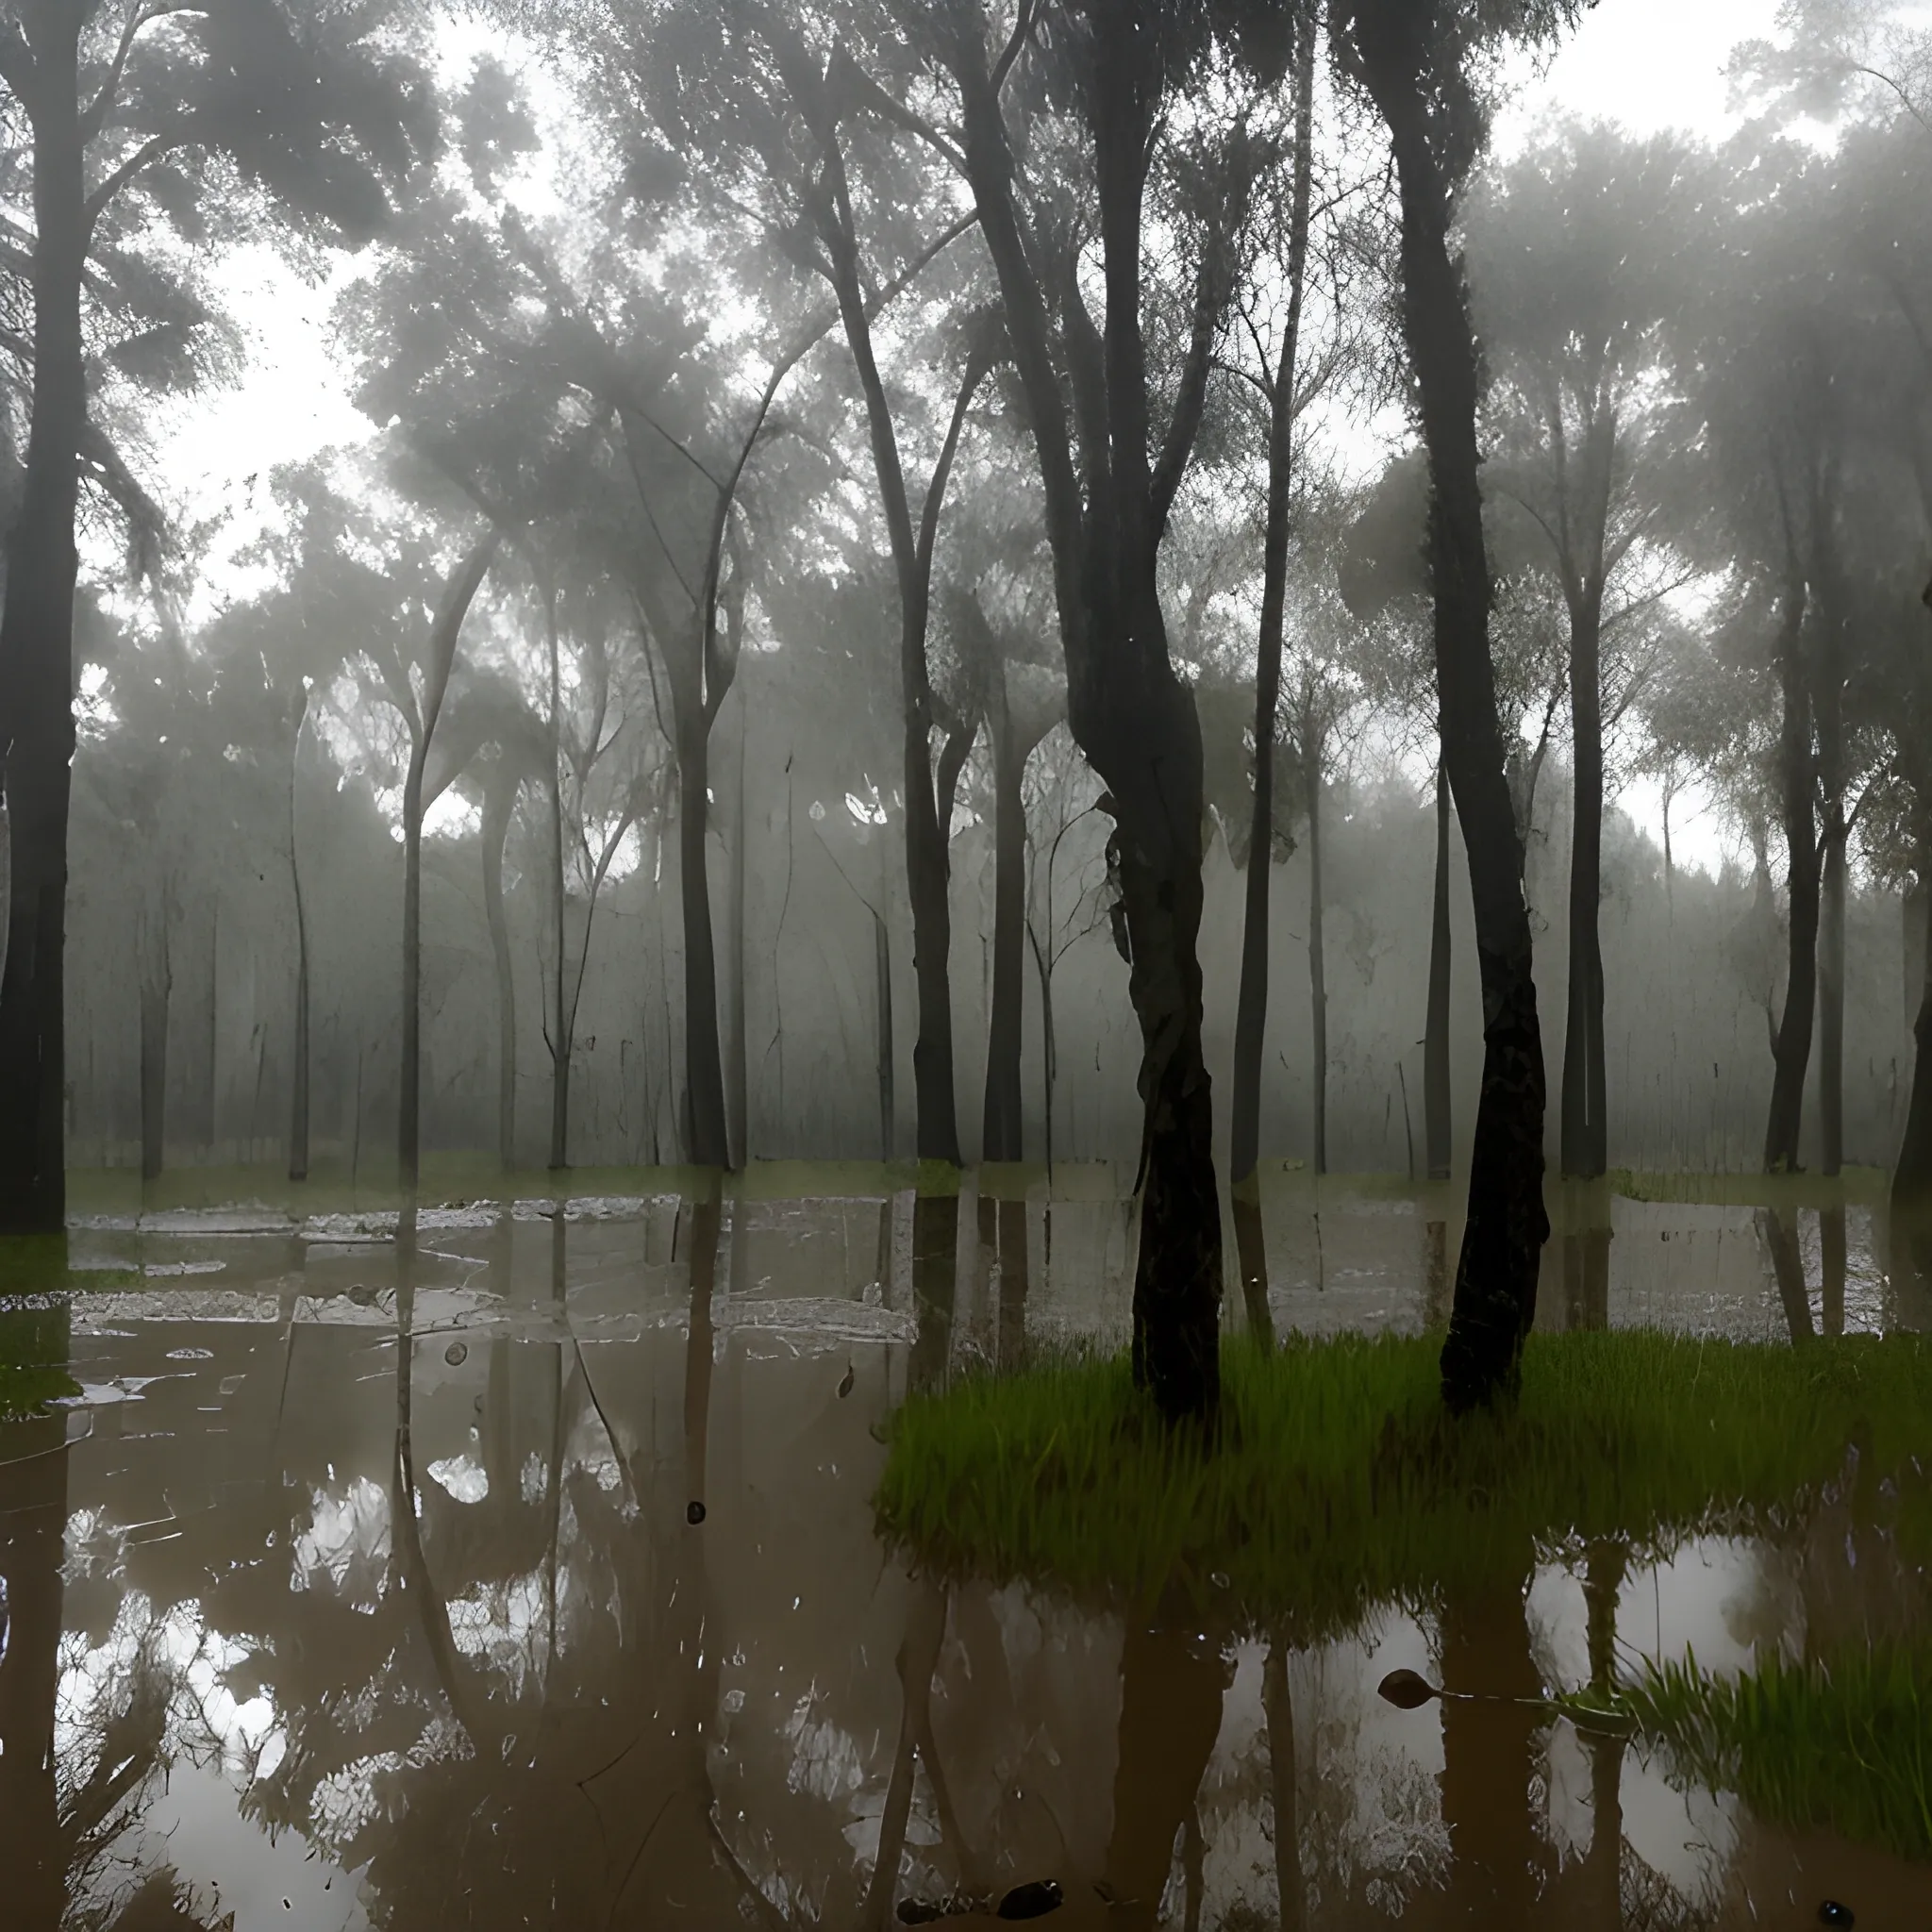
[2,1188,1928,1926]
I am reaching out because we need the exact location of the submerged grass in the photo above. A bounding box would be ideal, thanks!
[1610,1643,1932,1863]
[875,1331,1932,1630]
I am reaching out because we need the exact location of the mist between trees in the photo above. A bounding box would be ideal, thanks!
[8,0,1932,1422]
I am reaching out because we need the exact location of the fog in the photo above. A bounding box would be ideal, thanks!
[0,0,1924,1398]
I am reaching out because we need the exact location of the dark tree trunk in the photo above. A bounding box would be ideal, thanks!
[981,663,1031,1163]
[1821,1203,1846,1336]
[548,615,570,1174]
[949,18,1239,1424]
[0,21,86,1233]
[398,537,496,1196]
[1819,816,1847,1177]
[1765,585,1818,1175]
[1307,739,1328,1176]
[874,904,894,1162]
[1354,25,1551,1412]
[1230,14,1316,1192]
[481,762,519,1172]
[288,692,312,1184]
[726,684,749,1167]
[1424,758,1454,1182]
[139,904,169,1183]
[203,901,219,1153]
[1761,1205,1815,1342]
[1893,873,1932,1205]
[676,726,728,1169]
[1560,592,1607,1179]
[815,158,983,1172]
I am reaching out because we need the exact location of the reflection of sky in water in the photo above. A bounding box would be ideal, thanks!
[10,1189,1929,1927]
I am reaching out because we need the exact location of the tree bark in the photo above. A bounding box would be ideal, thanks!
[676,716,728,1169]
[1764,582,1817,1175]
[874,904,894,1163]
[1560,591,1608,1179]
[815,155,983,1171]
[1893,872,1932,1205]
[981,662,1034,1163]
[1353,22,1551,1411]
[1306,733,1328,1176]
[481,760,520,1173]
[0,17,86,1233]
[288,690,312,1184]
[547,597,570,1173]
[1819,815,1847,1178]
[1424,758,1454,1181]
[1230,11,1316,1192]
[727,680,749,1167]
[949,15,1232,1424]
[399,536,496,1195]
[139,901,169,1183]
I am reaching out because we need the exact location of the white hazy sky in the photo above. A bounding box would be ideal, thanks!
[150,2,1802,876]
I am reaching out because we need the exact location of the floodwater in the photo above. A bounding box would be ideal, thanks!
[2,1173,1929,1930]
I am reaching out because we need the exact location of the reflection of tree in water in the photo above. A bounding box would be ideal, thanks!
[56,1598,242,1931]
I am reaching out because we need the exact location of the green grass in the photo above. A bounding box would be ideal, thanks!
[1607,1643,1932,1863]
[875,1331,1932,1632]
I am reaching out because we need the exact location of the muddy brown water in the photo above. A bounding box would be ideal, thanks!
[2,1180,1929,1929]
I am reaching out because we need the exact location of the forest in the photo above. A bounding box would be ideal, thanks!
[4,1,1932,1927]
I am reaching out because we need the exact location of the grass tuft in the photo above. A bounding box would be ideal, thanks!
[875,1331,1932,1631]
[1610,1643,1932,1863]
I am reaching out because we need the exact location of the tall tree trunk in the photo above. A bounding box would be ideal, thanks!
[548,608,569,1174]
[398,537,496,1195]
[0,17,84,1235]
[1307,734,1328,1176]
[950,22,1231,1423]
[815,165,981,1170]
[139,903,169,1184]
[1424,758,1454,1181]
[874,904,894,1163]
[1893,866,1932,1205]
[204,900,219,1154]
[288,691,312,1184]
[481,761,519,1173]
[677,720,728,1168]
[981,663,1028,1162]
[1765,583,1818,1175]
[1230,11,1316,1192]
[1561,592,1607,1179]
[727,682,749,1167]
[1358,31,1551,1411]
[1819,814,1846,1178]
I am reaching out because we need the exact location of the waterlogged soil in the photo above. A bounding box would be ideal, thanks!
[0,1181,1928,1930]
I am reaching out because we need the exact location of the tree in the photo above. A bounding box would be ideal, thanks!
[1229,4,1318,1282]
[0,0,428,1231]
[1464,121,1694,1182]
[923,0,1283,1425]
[1329,0,1589,1412]
[616,1,997,1172]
